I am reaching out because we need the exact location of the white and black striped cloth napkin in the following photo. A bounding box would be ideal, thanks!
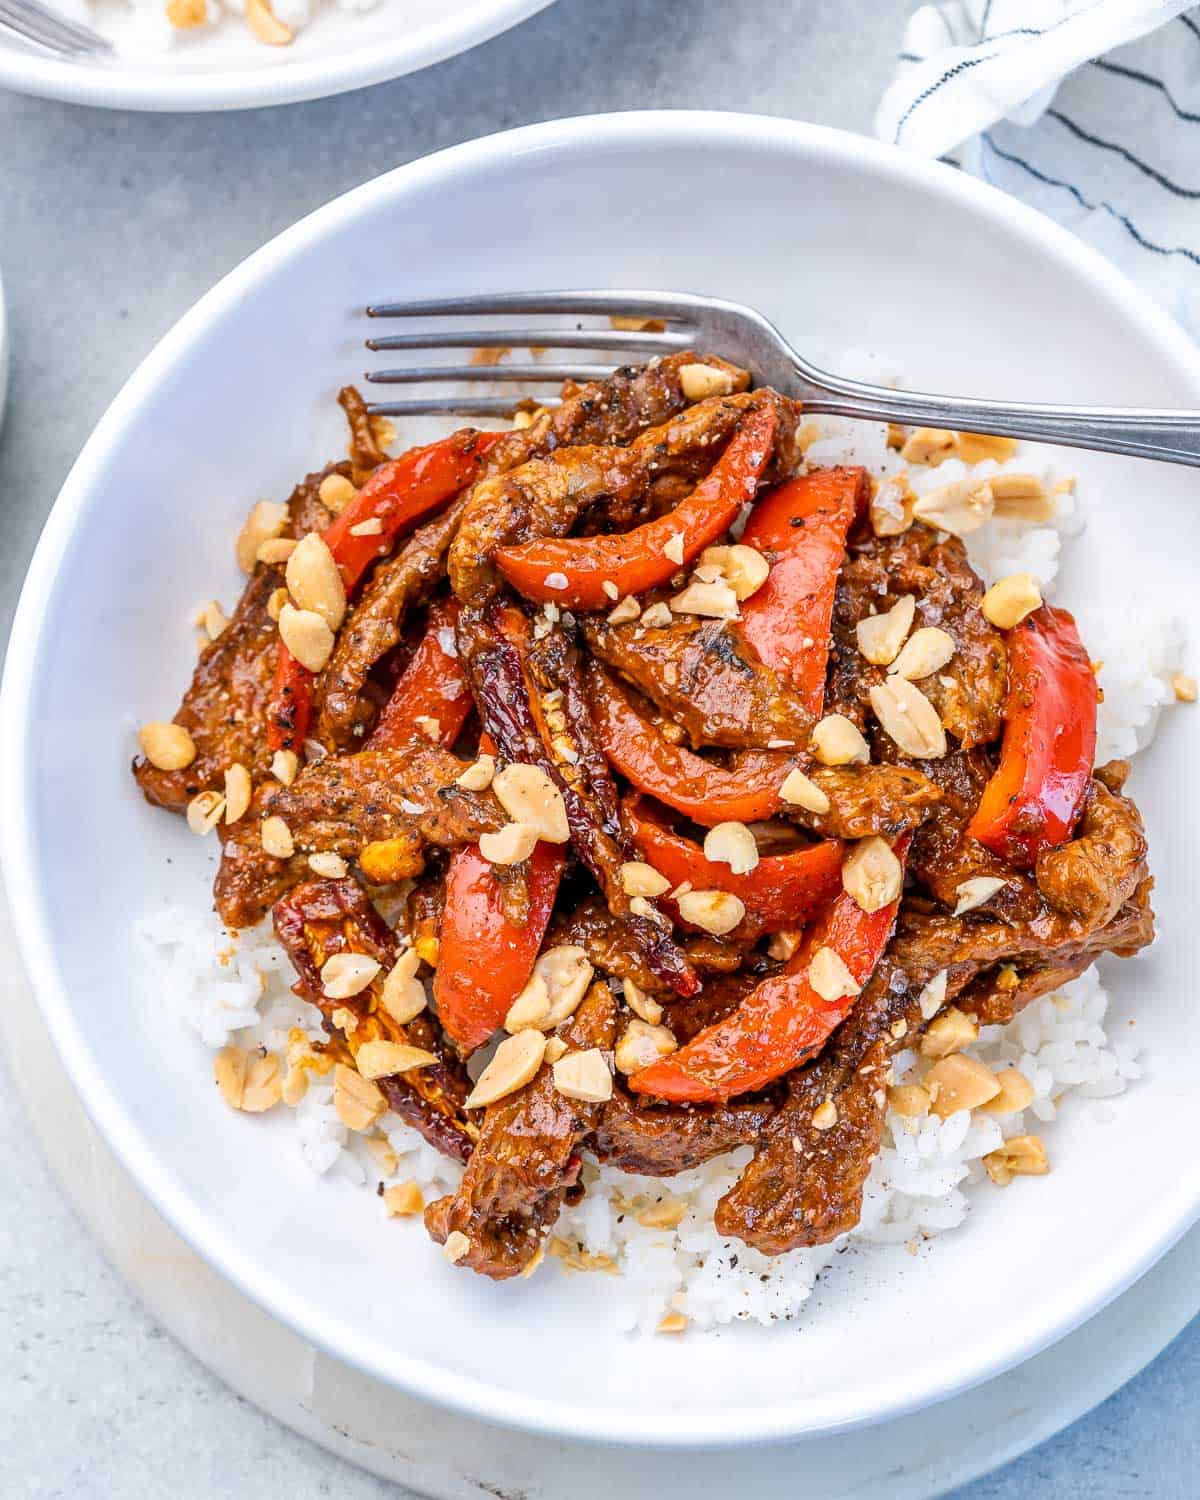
[876,1,1200,333]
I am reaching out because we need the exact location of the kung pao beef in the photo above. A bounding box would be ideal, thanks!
[133,352,1153,1279]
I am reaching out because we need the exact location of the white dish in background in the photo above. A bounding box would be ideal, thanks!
[0,0,554,111]
[2,112,1198,1449]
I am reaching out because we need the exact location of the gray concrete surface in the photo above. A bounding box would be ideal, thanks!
[2,0,1198,1494]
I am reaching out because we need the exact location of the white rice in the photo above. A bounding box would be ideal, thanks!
[136,356,1187,1331]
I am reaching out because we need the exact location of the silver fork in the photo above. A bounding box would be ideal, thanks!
[0,0,111,55]
[365,289,1200,467]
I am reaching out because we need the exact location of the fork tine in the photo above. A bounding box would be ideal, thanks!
[0,6,104,49]
[366,291,697,324]
[365,329,692,354]
[365,396,558,419]
[0,0,110,50]
[0,0,89,49]
[365,363,614,386]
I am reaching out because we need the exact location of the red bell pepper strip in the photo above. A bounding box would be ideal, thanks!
[366,600,471,751]
[738,466,868,715]
[967,605,1097,867]
[266,429,501,757]
[624,799,844,934]
[323,429,503,593]
[266,642,313,754]
[591,666,788,826]
[434,733,565,1051]
[435,840,565,1052]
[629,835,910,1103]
[493,404,778,610]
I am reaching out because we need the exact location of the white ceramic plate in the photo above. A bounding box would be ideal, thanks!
[3,112,1199,1450]
[0,0,553,111]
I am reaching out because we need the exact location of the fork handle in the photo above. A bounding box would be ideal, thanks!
[797,369,1200,468]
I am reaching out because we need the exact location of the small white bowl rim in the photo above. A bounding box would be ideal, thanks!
[0,0,554,112]
[5,111,1200,1449]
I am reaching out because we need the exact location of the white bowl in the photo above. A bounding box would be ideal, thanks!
[4,112,1199,1449]
[0,0,553,111]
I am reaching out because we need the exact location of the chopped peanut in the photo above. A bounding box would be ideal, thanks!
[921,1005,977,1058]
[810,714,870,767]
[679,364,735,401]
[333,1064,386,1132]
[841,836,902,913]
[278,603,335,673]
[912,479,993,537]
[466,1030,547,1108]
[619,861,671,898]
[981,1067,1036,1115]
[869,679,946,759]
[927,1054,1000,1117]
[492,763,570,843]
[676,889,745,936]
[383,1181,425,1217]
[779,766,831,814]
[286,532,346,631]
[318,473,357,513]
[356,1040,438,1081]
[981,572,1042,630]
[855,595,915,666]
[636,1198,687,1229]
[811,1098,838,1131]
[139,722,196,772]
[615,1019,677,1075]
[702,821,759,875]
[808,946,859,1003]
[887,1083,930,1118]
[983,1133,1048,1185]
[479,823,539,866]
[552,1048,614,1103]
[260,816,295,859]
[889,626,955,682]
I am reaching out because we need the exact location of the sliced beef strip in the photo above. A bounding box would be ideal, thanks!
[716,881,1155,1255]
[714,954,910,1253]
[337,385,389,482]
[589,661,942,842]
[549,895,744,993]
[315,358,755,748]
[591,1087,776,1177]
[826,528,1007,750]
[906,747,1147,930]
[285,463,340,542]
[424,981,617,1278]
[449,387,801,608]
[273,876,476,1162]
[315,494,470,748]
[959,880,1154,1025]
[905,747,1051,924]
[1036,777,1149,928]
[215,784,312,929]
[797,762,943,841]
[583,614,814,750]
[214,741,505,928]
[489,352,750,475]
[661,966,771,1042]
[265,741,505,857]
[132,463,342,813]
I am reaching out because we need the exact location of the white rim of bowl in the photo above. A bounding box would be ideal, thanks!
[0,0,554,112]
[4,111,1200,1449]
